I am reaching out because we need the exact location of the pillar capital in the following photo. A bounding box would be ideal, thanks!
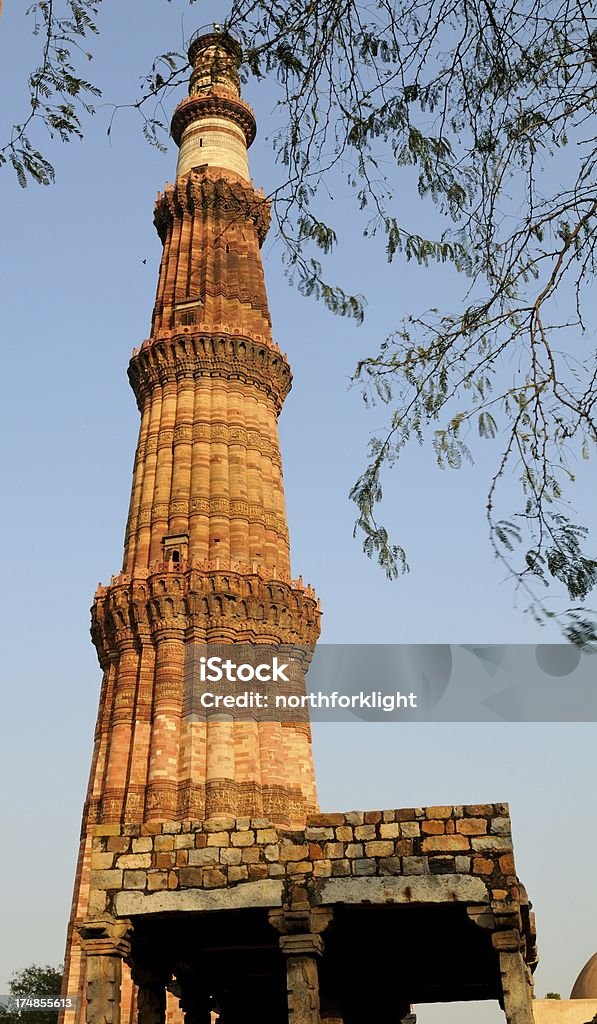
[78,916,133,959]
[269,908,333,938]
[280,934,324,958]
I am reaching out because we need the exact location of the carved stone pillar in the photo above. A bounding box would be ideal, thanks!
[78,917,133,1024]
[494,933,535,1024]
[281,934,323,1024]
[270,909,334,1024]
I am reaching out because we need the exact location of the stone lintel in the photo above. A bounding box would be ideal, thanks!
[317,873,488,906]
[114,878,282,916]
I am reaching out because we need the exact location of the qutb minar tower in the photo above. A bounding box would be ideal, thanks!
[63,26,538,1024]
[63,26,320,1022]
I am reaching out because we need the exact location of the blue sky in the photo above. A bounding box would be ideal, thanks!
[0,4,595,1021]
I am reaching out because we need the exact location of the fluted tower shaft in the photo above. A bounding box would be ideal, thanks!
[62,31,321,1024]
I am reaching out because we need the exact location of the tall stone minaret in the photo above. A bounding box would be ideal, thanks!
[61,27,320,1024]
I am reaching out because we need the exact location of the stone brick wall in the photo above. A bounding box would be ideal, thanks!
[89,803,523,916]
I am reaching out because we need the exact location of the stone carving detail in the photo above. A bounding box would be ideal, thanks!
[286,957,322,1024]
[78,918,133,1024]
[498,950,535,1024]
[91,566,320,661]
[154,168,268,243]
[128,333,291,412]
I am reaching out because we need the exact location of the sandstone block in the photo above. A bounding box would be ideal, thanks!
[268,864,285,877]
[220,848,242,865]
[308,813,345,826]
[93,824,122,837]
[364,811,382,824]
[155,852,174,869]
[379,857,402,875]
[422,820,445,835]
[457,819,487,835]
[354,825,376,840]
[309,844,323,860]
[124,870,147,889]
[287,861,313,875]
[425,806,453,819]
[168,871,178,890]
[280,843,309,862]
[204,816,236,832]
[365,841,394,857]
[241,847,261,863]
[305,827,335,841]
[231,831,256,847]
[331,860,351,876]
[345,812,365,826]
[422,835,469,853]
[228,865,249,882]
[251,818,273,830]
[116,854,151,869]
[207,832,230,847]
[248,864,270,880]
[203,869,227,888]
[160,820,182,834]
[154,835,174,851]
[256,829,278,844]
[473,857,494,875]
[471,837,511,853]
[499,854,515,874]
[345,843,363,859]
[402,856,430,875]
[465,803,494,816]
[396,808,417,821]
[88,890,108,914]
[140,822,162,836]
[491,817,511,835]
[323,842,345,859]
[91,853,114,871]
[313,860,333,877]
[174,834,194,849]
[235,817,252,831]
[90,869,123,889]
[335,826,354,841]
[455,856,471,873]
[354,859,377,876]
[188,849,219,867]
[107,837,130,853]
[379,824,400,839]
[147,871,169,891]
[132,837,153,853]
[179,867,204,887]
[400,822,421,838]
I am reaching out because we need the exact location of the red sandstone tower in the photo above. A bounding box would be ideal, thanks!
[61,27,538,1024]
[63,27,320,1022]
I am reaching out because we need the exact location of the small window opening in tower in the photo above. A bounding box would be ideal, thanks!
[171,550,180,564]
[199,138,203,147]
[225,243,230,254]
[180,309,196,326]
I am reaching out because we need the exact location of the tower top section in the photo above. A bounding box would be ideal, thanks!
[171,25,256,182]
